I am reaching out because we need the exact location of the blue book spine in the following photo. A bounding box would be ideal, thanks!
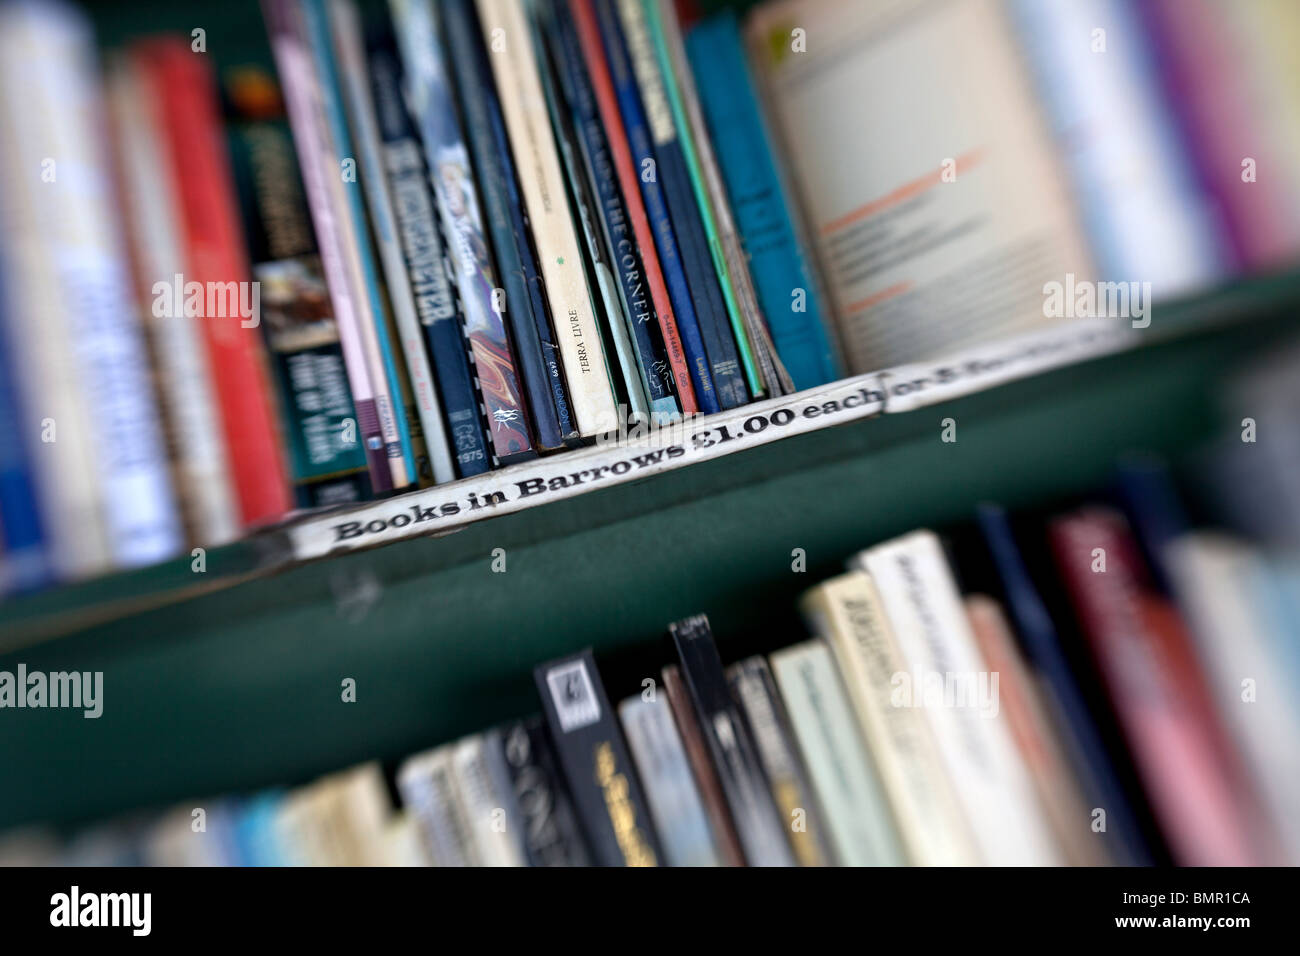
[546,4,678,423]
[303,0,416,484]
[976,504,1153,865]
[594,0,719,415]
[442,0,572,450]
[685,13,840,392]
[369,43,492,478]
[0,265,49,593]
[613,0,746,411]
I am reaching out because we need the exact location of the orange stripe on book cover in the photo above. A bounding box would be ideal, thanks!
[136,39,291,526]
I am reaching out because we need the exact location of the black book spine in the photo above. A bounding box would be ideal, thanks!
[534,648,662,866]
[668,614,795,866]
[494,718,592,866]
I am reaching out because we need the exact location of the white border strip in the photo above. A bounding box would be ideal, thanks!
[286,318,1138,560]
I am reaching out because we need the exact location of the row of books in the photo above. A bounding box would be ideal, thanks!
[6,439,1297,866]
[4,0,1300,596]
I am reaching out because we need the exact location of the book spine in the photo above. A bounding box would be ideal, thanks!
[852,530,1062,865]
[530,4,654,426]
[964,593,1110,866]
[497,717,593,866]
[769,639,906,866]
[148,39,293,528]
[332,0,455,486]
[0,6,113,581]
[367,45,493,480]
[975,502,1152,864]
[109,55,242,548]
[684,13,840,391]
[441,0,572,451]
[615,0,748,410]
[534,649,661,866]
[661,663,745,866]
[390,0,536,464]
[592,0,720,415]
[301,0,415,490]
[542,1,680,425]
[668,614,794,866]
[452,734,527,866]
[619,693,722,866]
[802,571,978,866]
[224,85,373,509]
[19,27,182,566]
[0,263,48,592]
[726,656,833,866]
[1050,509,1259,866]
[568,0,698,416]
[649,0,775,398]
[263,0,394,493]
[397,746,478,866]
[475,0,619,439]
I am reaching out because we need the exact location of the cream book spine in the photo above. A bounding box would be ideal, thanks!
[475,0,618,437]
[851,530,1062,865]
[801,570,979,865]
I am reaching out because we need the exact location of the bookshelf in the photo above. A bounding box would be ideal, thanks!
[2,272,1296,832]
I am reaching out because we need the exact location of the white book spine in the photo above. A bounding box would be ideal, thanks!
[0,4,180,573]
[476,0,618,437]
[852,530,1062,865]
[107,55,240,547]
[452,735,526,867]
[397,745,479,866]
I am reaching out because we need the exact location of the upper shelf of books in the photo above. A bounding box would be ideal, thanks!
[2,0,1300,629]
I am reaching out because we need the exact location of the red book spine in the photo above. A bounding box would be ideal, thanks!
[1048,508,1258,865]
[139,39,291,526]
[569,0,698,415]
